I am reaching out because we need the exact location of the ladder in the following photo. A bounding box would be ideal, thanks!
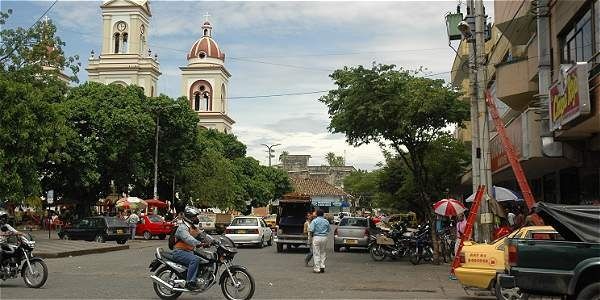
[451,185,486,274]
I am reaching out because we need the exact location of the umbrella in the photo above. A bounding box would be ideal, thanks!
[433,198,467,216]
[144,199,168,209]
[465,186,523,202]
[116,197,148,210]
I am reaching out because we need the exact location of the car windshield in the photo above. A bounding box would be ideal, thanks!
[231,218,258,226]
[148,215,163,223]
[339,218,367,227]
[105,217,127,227]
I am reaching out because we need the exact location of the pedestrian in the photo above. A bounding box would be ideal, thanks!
[126,210,139,240]
[308,209,330,273]
[454,213,467,255]
[303,212,315,267]
[514,205,526,228]
[506,207,516,228]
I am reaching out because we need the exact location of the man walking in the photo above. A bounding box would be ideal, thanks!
[303,211,315,267]
[127,211,139,240]
[308,210,330,273]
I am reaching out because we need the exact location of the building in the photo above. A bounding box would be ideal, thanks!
[452,0,600,204]
[180,20,235,132]
[86,0,235,133]
[279,154,356,189]
[288,177,350,214]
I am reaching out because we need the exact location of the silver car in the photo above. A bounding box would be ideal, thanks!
[333,217,371,252]
[225,216,273,248]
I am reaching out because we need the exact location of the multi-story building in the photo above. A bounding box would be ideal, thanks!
[452,0,600,204]
[278,154,356,189]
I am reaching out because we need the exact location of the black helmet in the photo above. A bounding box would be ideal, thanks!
[183,206,200,224]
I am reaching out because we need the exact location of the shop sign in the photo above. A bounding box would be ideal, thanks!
[490,115,523,172]
[549,63,591,131]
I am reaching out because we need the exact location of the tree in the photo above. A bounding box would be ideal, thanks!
[325,152,345,167]
[0,12,79,204]
[279,150,289,163]
[343,170,380,210]
[319,63,469,217]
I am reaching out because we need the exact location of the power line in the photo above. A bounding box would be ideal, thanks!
[229,90,330,99]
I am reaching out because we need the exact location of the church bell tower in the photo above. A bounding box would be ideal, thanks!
[86,0,161,97]
[180,17,235,133]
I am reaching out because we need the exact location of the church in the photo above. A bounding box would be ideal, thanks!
[86,0,235,133]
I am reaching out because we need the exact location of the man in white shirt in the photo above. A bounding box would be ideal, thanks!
[127,211,140,240]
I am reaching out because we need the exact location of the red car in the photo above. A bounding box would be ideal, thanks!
[135,214,173,240]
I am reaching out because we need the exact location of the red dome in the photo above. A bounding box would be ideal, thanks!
[187,36,224,61]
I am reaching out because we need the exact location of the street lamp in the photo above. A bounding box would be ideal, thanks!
[151,104,179,200]
[261,143,281,167]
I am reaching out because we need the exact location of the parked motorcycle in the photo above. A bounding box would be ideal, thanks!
[0,232,48,288]
[149,234,255,300]
[409,224,434,265]
[368,222,411,261]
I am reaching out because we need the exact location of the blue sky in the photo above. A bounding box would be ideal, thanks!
[3,1,493,170]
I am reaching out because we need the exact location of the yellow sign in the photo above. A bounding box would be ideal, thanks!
[549,63,591,131]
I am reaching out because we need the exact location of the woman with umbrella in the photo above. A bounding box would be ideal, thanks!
[433,198,467,255]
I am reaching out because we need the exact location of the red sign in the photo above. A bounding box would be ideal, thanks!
[490,115,522,172]
[549,63,591,131]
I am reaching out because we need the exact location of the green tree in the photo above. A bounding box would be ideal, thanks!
[0,12,79,204]
[343,170,380,209]
[279,150,289,163]
[320,63,469,217]
[325,152,345,166]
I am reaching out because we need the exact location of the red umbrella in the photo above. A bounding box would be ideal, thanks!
[433,198,466,216]
[144,199,168,209]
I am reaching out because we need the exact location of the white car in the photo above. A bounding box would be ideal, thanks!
[225,216,273,248]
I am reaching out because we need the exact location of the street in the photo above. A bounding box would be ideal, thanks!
[0,234,487,300]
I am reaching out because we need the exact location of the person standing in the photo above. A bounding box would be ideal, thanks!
[127,211,139,240]
[303,212,315,267]
[454,213,467,255]
[308,210,330,273]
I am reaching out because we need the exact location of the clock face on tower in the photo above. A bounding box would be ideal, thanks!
[117,21,127,32]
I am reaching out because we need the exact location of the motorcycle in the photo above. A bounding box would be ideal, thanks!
[0,232,48,288]
[409,224,434,265]
[149,234,255,300]
[368,222,412,261]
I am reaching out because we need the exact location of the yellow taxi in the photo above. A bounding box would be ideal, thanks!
[263,214,277,229]
[455,226,557,299]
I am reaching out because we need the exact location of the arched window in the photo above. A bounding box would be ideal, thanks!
[194,93,201,111]
[202,92,211,111]
[151,86,154,97]
[221,84,226,113]
[114,33,120,53]
[204,29,208,36]
[121,33,128,53]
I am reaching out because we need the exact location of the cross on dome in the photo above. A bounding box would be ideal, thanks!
[203,12,211,22]
[201,13,213,37]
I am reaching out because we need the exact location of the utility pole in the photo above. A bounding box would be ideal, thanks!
[475,0,492,242]
[464,1,481,195]
[261,143,281,167]
[152,104,179,200]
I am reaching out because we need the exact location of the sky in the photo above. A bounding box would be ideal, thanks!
[2,0,494,170]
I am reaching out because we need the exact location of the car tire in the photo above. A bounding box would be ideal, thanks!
[334,245,341,252]
[267,235,273,246]
[95,235,106,243]
[258,237,264,249]
[116,239,127,245]
[276,243,283,253]
[143,231,152,240]
[576,282,600,300]
[494,280,529,300]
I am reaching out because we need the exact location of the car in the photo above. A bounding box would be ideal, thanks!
[333,217,371,252]
[454,225,558,299]
[58,216,130,244]
[135,214,173,240]
[225,216,273,248]
[198,213,216,233]
[333,212,351,225]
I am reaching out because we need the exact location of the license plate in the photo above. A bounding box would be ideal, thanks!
[344,239,358,245]
[117,229,123,234]
[237,230,246,234]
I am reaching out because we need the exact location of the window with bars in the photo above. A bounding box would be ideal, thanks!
[560,1,600,64]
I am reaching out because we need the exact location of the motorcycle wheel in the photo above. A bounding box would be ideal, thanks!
[369,245,386,261]
[221,268,255,300]
[21,259,48,288]
[153,267,183,300]
[409,248,420,265]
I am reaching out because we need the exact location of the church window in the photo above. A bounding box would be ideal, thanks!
[200,85,205,92]
[199,52,206,59]
[202,92,211,111]
[221,84,226,113]
[204,29,208,36]
[121,33,128,53]
[114,33,120,53]
[194,93,201,111]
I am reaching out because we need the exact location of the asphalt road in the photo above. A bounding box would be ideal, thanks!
[0,234,491,300]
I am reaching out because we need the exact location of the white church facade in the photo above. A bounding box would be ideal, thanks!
[86,0,235,133]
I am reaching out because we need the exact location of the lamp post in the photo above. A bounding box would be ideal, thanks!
[152,104,179,200]
[261,143,281,167]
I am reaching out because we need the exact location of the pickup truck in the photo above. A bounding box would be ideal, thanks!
[274,194,314,253]
[498,203,600,300]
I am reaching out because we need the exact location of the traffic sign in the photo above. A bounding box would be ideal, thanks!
[47,190,54,204]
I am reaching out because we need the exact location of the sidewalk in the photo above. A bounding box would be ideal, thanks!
[26,230,129,259]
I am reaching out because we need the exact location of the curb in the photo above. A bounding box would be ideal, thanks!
[33,245,129,259]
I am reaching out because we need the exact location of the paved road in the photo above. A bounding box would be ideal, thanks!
[1,235,490,300]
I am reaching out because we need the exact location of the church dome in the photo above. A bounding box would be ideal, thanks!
[187,21,225,61]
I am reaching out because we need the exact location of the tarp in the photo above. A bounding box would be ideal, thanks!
[535,202,600,243]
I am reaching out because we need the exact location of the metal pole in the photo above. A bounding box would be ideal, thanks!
[153,112,160,200]
[475,0,492,242]
[261,143,281,167]
[465,0,480,195]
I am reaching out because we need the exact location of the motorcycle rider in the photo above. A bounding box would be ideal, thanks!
[172,206,211,291]
[0,210,23,265]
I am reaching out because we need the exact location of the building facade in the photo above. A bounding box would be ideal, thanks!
[279,154,356,189]
[452,0,600,205]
